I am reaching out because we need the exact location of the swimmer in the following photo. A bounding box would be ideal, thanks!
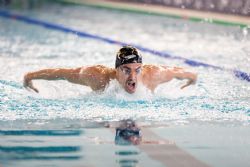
[23,45,197,94]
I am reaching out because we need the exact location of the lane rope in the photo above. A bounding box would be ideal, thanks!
[0,10,249,82]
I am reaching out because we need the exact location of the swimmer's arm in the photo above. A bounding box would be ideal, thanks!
[23,68,82,93]
[160,66,197,89]
[169,67,197,89]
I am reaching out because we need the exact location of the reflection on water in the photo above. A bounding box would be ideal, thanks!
[0,130,82,136]
[0,121,162,167]
[115,119,142,145]
[0,146,80,153]
[1,149,81,160]
[1,118,249,167]
[0,130,83,165]
[118,159,139,167]
[115,119,141,167]
[115,150,140,156]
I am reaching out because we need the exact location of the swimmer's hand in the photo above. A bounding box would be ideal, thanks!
[180,73,197,89]
[23,74,39,93]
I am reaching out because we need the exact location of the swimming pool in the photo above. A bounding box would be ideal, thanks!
[0,2,250,167]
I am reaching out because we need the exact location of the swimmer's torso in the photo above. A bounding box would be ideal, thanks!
[23,64,196,93]
[78,65,173,91]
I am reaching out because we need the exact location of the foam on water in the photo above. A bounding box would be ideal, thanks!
[0,77,249,124]
[0,3,249,125]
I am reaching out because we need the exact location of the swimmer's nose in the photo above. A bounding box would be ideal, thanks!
[129,71,137,80]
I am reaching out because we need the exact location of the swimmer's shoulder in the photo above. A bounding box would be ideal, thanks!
[142,65,174,85]
[141,65,163,81]
[142,64,179,72]
[142,64,169,72]
[142,64,174,80]
[79,65,115,77]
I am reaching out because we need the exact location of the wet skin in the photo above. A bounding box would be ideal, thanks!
[116,63,142,94]
[23,63,197,94]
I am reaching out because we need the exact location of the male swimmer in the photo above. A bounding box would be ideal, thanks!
[23,46,197,94]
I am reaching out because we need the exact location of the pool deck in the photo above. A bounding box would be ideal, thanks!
[60,0,250,27]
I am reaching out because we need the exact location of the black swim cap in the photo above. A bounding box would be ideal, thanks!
[115,46,142,68]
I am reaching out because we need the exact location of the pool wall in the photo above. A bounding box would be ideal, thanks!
[54,0,250,28]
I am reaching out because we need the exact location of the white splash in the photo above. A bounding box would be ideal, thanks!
[104,79,153,101]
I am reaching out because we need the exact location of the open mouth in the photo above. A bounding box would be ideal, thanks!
[126,81,136,92]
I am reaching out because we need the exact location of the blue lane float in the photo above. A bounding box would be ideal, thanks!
[0,10,249,82]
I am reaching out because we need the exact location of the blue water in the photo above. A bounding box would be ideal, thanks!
[0,2,250,167]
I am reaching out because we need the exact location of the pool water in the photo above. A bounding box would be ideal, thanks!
[0,2,250,167]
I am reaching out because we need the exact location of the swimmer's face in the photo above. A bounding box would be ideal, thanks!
[116,63,142,94]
